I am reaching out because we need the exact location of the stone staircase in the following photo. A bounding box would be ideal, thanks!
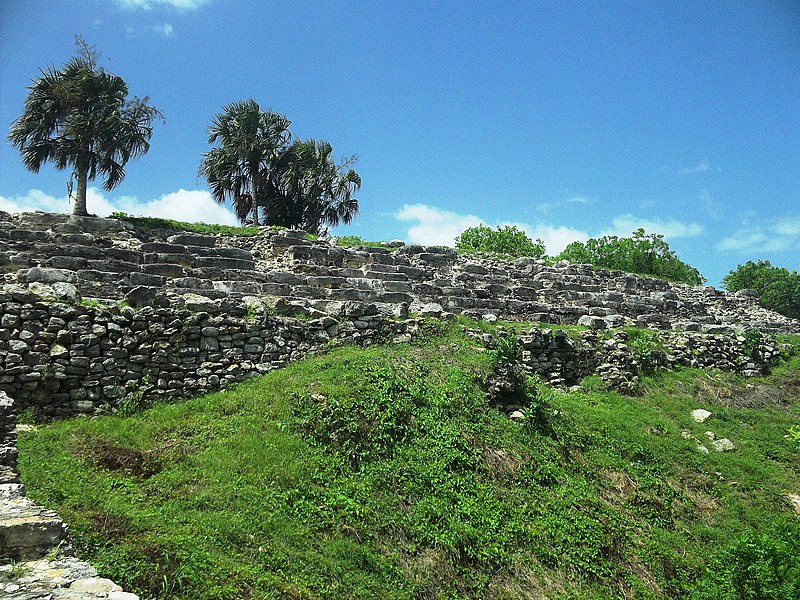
[0,391,139,599]
[1,211,798,334]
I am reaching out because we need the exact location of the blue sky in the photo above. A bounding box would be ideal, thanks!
[1,0,798,286]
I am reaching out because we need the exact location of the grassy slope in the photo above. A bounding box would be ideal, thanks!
[16,323,800,600]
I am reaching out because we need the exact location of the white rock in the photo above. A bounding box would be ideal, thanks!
[696,445,710,454]
[109,592,141,600]
[711,438,736,452]
[691,409,713,422]
[786,493,800,515]
[509,410,525,420]
[70,577,123,593]
[704,431,716,440]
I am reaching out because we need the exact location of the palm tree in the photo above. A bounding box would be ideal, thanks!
[8,39,161,217]
[272,139,361,235]
[200,100,291,227]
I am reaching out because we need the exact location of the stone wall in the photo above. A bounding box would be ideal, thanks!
[0,211,798,417]
[0,286,418,417]
[2,212,798,336]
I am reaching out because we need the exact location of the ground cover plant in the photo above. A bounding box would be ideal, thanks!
[111,211,259,236]
[16,324,800,599]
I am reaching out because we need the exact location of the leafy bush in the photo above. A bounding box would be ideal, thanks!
[786,425,800,449]
[693,521,800,599]
[455,224,545,258]
[557,228,704,285]
[723,260,800,319]
[626,328,667,374]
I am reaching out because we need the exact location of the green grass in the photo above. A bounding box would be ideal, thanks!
[111,212,259,236]
[16,325,800,599]
[333,235,391,249]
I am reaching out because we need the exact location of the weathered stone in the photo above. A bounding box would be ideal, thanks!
[691,409,713,423]
[20,267,77,284]
[711,438,736,452]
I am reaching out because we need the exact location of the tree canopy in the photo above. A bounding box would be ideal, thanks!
[200,102,360,234]
[557,228,705,285]
[723,260,800,319]
[199,99,291,228]
[7,37,162,216]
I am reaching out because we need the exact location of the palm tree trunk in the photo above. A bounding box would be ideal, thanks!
[73,166,89,216]
[250,176,260,227]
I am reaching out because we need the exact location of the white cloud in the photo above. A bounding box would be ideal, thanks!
[503,222,589,255]
[0,188,238,226]
[698,189,720,219]
[601,214,703,239]
[392,203,589,254]
[116,0,209,9]
[392,203,708,255]
[717,215,800,253]
[125,26,136,38]
[394,203,482,246]
[774,215,800,236]
[151,22,175,37]
[535,195,591,214]
[679,160,711,174]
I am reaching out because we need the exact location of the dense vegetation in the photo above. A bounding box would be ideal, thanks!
[455,225,546,258]
[7,37,162,217]
[18,322,800,599]
[557,228,705,285]
[723,260,800,320]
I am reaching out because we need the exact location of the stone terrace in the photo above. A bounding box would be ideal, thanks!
[1,211,797,335]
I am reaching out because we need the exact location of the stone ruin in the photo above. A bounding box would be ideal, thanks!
[1,211,798,594]
[0,210,797,418]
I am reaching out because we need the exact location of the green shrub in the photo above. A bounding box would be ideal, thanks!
[786,425,800,449]
[557,228,704,285]
[455,224,545,258]
[723,260,800,319]
[693,521,800,599]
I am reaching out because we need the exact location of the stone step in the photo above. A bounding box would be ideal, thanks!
[193,256,255,270]
[0,504,66,560]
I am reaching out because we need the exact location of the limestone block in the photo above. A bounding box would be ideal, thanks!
[168,233,216,247]
[19,267,77,285]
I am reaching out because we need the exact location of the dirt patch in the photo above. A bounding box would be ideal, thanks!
[482,446,523,479]
[696,374,795,410]
[72,436,196,478]
[74,438,163,478]
[599,469,638,503]
[87,510,137,541]
[397,547,457,600]
[93,442,163,477]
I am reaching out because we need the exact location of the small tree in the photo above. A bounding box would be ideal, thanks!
[270,139,361,235]
[455,224,545,258]
[200,99,291,227]
[723,260,800,319]
[8,37,162,216]
[558,228,704,285]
